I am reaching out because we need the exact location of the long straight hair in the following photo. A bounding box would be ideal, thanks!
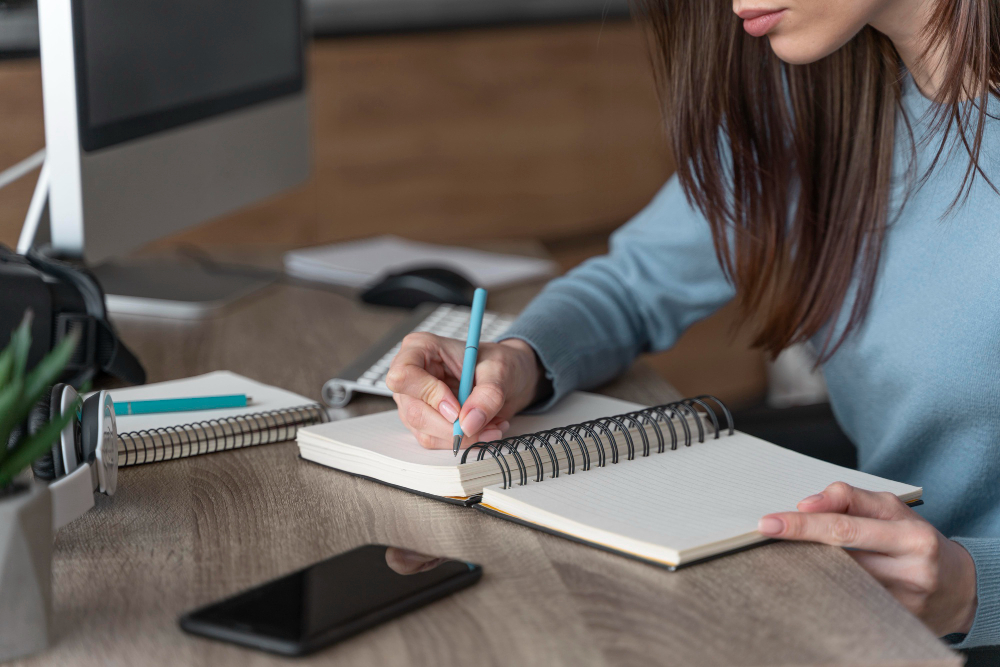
[634,1,1000,359]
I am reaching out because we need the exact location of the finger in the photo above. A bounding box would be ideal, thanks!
[467,426,505,443]
[848,550,905,585]
[797,482,913,521]
[397,395,504,449]
[458,360,512,436]
[400,419,503,450]
[396,394,456,441]
[849,554,935,624]
[849,549,945,612]
[403,423,452,450]
[386,346,461,421]
[396,394,507,440]
[847,550,937,612]
[757,512,918,555]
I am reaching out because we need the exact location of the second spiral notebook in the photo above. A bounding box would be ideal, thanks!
[111,371,327,466]
[297,392,921,569]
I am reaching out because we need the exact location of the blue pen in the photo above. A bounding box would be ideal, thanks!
[453,288,488,456]
[113,394,250,416]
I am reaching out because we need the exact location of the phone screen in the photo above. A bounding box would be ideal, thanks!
[180,544,481,655]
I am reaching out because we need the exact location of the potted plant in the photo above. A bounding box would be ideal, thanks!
[0,313,79,662]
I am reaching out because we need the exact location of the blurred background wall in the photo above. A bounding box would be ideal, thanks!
[0,3,767,406]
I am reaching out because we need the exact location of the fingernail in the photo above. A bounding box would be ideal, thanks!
[758,517,785,536]
[439,402,459,422]
[800,493,824,505]
[394,549,431,568]
[479,428,502,442]
[461,408,487,436]
[497,420,510,432]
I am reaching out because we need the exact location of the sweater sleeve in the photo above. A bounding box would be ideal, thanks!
[499,176,735,409]
[948,538,1000,649]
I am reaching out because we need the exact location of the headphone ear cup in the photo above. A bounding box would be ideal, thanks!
[49,384,70,478]
[7,421,26,454]
[29,386,65,481]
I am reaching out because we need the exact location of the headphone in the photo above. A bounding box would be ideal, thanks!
[2,246,146,389]
[8,383,118,530]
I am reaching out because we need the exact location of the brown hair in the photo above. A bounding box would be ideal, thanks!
[634,1,999,359]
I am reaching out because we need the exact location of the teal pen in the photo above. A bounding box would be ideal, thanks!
[113,394,251,416]
[453,288,488,456]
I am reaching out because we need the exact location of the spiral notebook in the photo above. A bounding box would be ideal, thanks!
[297,392,921,569]
[110,372,328,466]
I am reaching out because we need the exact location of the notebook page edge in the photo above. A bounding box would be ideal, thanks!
[479,429,922,566]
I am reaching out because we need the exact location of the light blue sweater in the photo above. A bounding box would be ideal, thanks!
[501,77,1000,649]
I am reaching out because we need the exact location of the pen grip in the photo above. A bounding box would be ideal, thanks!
[456,345,479,406]
[454,288,488,439]
[454,345,479,437]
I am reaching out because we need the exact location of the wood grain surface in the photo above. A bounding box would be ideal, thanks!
[10,257,960,666]
[0,21,672,251]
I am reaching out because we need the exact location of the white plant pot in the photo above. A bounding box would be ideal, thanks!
[0,482,52,662]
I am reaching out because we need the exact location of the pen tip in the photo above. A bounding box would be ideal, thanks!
[452,435,463,456]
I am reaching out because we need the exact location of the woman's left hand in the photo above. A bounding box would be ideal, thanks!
[758,482,978,636]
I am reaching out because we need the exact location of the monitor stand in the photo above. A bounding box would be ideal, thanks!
[90,256,275,320]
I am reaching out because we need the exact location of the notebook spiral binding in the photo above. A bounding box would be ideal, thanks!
[461,396,733,490]
[117,404,328,467]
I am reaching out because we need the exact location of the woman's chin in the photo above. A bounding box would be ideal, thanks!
[767,33,844,65]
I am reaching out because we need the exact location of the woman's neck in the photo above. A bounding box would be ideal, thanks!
[868,0,947,99]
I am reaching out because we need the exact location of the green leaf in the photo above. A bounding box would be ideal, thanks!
[0,332,82,464]
[9,311,33,385]
[0,325,78,470]
[0,376,26,465]
[0,376,23,420]
[0,345,13,389]
[0,314,37,469]
[23,331,79,408]
[0,402,77,488]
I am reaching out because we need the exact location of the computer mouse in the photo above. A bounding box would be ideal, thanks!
[360,266,476,309]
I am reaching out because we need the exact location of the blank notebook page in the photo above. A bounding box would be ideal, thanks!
[298,392,643,468]
[487,431,921,555]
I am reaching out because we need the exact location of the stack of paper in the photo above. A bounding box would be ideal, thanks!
[298,393,640,498]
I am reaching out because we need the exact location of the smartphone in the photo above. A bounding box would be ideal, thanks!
[179,544,482,656]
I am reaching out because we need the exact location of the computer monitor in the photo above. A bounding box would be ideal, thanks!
[26,0,309,316]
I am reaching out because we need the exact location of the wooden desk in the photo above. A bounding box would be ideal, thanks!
[15,273,959,667]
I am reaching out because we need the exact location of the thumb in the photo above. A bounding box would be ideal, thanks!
[459,372,508,437]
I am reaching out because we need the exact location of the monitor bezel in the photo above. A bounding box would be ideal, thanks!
[70,0,306,153]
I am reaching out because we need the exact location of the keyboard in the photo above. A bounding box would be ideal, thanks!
[322,303,516,408]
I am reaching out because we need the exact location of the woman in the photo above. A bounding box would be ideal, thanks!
[386,0,1000,646]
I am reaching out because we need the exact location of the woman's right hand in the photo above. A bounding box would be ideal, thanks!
[385,332,546,450]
